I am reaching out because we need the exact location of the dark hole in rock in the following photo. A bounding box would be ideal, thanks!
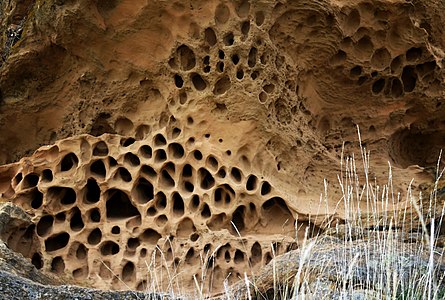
[234,249,244,263]
[37,215,54,237]
[193,150,203,160]
[191,195,200,211]
[206,155,219,171]
[14,173,23,185]
[124,153,140,167]
[139,145,152,159]
[32,253,43,269]
[108,157,117,167]
[191,73,207,91]
[406,47,422,62]
[388,128,445,168]
[174,74,184,88]
[177,45,196,71]
[23,173,39,189]
[241,21,250,36]
[236,69,244,79]
[184,181,194,193]
[45,232,70,252]
[201,203,211,218]
[70,207,84,231]
[182,164,193,177]
[168,143,185,159]
[350,65,362,77]
[155,192,167,209]
[90,160,106,178]
[172,192,185,216]
[141,228,161,244]
[48,186,76,206]
[160,169,175,188]
[76,244,87,259]
[147,207,157,216]
[357,76,368,85]
[230,167,242,182]
[156,215,168,226]
[246,175,258,191]
[391,77,403,98]
[121,137,136,147]
[190,233,199,242]
[250,242,263,266]
[255,11,265,26]
[261,181,272,195]
[88,228,102,245]
[134,177,154,204]
[128,238,140,249]
[204,28,217,46]
[60,153,78,172]
[372,78,385,94]
[154,149,167,163]
[231,54,240,65]
[141,165,157,178]
[55,212,66,222]
[199,168,215,189]
[42,169,53,182]
[89,208,101,222]
[84,178,100,203]
[186,248,195,261]
[93,141,109,156]
[116,167,132,182]
[31,189,44,209]
[122,261,135,282]
[100,241,120,255]
[401,66,417,92]
[213,76,231,95]
[248,47,257,68]
[51,256,65,274]
[217,168,227,178]
[106,189,140,220]
[223,32,235,46]
[231,206,246,234]
[153,134,167,146]
[111,226,120,234]
[217,61,224,73]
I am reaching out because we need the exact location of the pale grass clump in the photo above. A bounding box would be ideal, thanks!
[105,128,445,299]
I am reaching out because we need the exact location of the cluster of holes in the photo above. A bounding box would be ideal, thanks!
[8,127,298,292]
[166,0,302,131]
[330,5,440,100]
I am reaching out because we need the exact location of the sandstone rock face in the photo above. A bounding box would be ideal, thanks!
[0,133,299,292]
[0,0,444,295]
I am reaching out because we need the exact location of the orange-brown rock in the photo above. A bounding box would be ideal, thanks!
[0,0,444,295]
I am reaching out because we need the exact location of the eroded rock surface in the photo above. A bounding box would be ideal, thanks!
[0,0,444,295]
[0,132,299,292]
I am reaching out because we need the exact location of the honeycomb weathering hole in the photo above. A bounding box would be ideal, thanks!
[45,232,70,252]
[106,189,141,220]
[389,128,445,168]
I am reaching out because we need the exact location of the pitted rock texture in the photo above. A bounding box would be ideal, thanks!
[0,130,303,292]
[0,0,445,295]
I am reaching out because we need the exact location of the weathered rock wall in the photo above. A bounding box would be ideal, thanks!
[0,0,444,295]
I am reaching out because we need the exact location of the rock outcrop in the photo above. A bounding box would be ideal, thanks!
[0,132,298,292]
[0,0,445,296]
[223,232,445,299]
